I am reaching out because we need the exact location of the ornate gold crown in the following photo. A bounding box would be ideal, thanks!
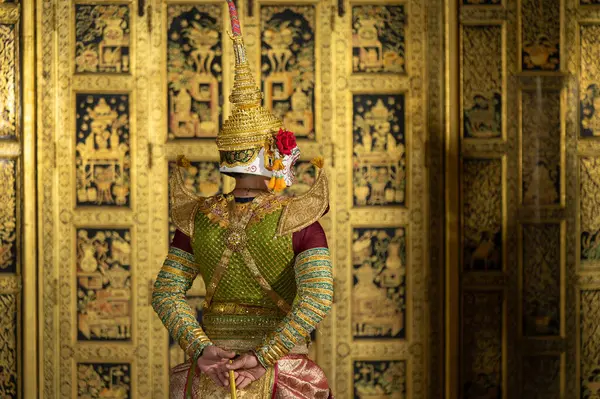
[217,1,282,152]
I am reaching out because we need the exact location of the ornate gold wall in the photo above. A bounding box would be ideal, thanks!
[451,0,600,397]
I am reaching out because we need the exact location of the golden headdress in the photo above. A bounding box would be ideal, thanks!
[217,0,282,152]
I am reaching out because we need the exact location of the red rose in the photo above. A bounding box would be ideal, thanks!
[276,128,297,155]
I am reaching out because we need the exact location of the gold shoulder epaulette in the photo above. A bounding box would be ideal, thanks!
[276,158,329,236]
[169,156,205,237]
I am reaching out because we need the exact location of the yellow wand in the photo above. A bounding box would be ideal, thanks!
[229,360,237,399]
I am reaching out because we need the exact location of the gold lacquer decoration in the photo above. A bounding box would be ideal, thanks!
[352,228,406,339]
[461,291,502,399]
[521,355,561,397]
[521,0,560,71]
[76,228,132,341]
[77,363,131,398]
[75,93,131,207]
[167,5,222,140]
[462,25,502,139]
[261,6,316,140]
[0,24,16,139]
[522,223,560,337]
[167,161,224,242]
[75,5,130,74]
[284,161,316,197]
[0,159,16,272]
[351,6,405,74]
[580,158,600,269]
[580,25,600,137]
[353,95,406,207]
[353,360,406,398]
[462,0,500,4]
[0,293,17,397]
[581,290,600,397]
[462,159,502,271]
[521,90,561,206]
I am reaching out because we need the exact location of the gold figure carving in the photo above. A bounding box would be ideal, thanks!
[521,0,559,71]
[261,6,316,139]
[77,363,131,399]
[353,95,406,207]
[0,159,16,271]
[76,229,132,341]
[580,158,600,269]
[352,228,405,339]
[353,360,406,398]
[461,291,502,399]
[0,24,16,138]
[521,91,561,206]
[581,290,600,397]
[75,94,131,207]
[522,224,560,336]
[462,26,502,139]
[462,159,502,271]
[75,5,130,74]
[167,5,222,139]
[352,6,405,74]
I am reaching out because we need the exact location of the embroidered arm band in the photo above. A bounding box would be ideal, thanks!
[254,247,333,367]
[152,247,213,361]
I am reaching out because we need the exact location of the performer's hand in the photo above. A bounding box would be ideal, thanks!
[197,346,236,387]
[225,352,267,389]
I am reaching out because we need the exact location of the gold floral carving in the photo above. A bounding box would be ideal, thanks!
[522,223,561,337]
[277,168,329,236]
[580,290,600,397]
[462,159,503,271]
[521,355,561,398]
[521,90,561,206]
[0,159,16,271]
[353,360,406,397]
[461,291,503,398]
[580,158,600,269]
[521,0,560,71]
[580,25,600,137]
[462,25,503,139]
[0,293,17,397]
[0,24,16,139]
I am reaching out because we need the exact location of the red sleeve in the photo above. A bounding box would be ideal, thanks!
[171,229,194,254]
[292,222,328,255]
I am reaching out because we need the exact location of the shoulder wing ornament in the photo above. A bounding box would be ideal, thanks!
[169,155,205,237]
[276,157,330,236]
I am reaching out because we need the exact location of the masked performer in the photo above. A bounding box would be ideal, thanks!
[152,1,333,397]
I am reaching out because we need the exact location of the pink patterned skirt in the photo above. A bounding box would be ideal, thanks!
[170,354,333,398]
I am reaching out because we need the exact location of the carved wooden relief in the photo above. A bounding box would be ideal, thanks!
[521,223,561,337]
[75,93,131,207]
[462,158,503,271]
[580,25,600,138]
[351,5,406,74]
[521,355,562,398]
[260,5,316,140]
[0,292,17,397]
[520,0,560,72]
[580,158,600,269]
[352,94,406,207]
[353,360,406,398]
[0,24,16,139]
[461,290,503,398]
[352,227,406,340]
[77,363,131,398]
[76,228,132,341]
[580,290,600,397]
[0,159,16,273]
[167,5,222,140]
[520,90,562,206]
[461,25,503,140]
[75,5,131,74]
